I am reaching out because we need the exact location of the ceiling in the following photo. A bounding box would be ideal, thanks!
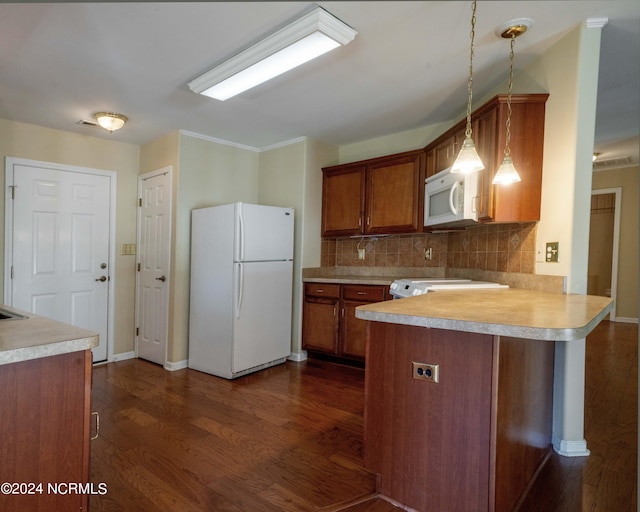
[1,1,638,165]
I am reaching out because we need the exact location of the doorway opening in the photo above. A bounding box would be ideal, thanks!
[587,188,621,320]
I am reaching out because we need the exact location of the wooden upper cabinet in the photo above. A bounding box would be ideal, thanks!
[321,163,366,237]
[424,93,548,224]
[366,151,424,234]
[322,150,425,237]
[432,128,466,175]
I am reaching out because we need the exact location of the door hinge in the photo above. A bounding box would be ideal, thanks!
[137,262,140,271]
[138,198,142,207]
[136,327,139,336]
[10,266,14,279]
[9,185,16,199]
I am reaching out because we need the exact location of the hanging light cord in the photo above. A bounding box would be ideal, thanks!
[464,0,478,139]
[503,34,516,157]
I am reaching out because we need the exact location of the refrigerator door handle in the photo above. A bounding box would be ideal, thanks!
[238,206,245,261]
[236,262,244,319]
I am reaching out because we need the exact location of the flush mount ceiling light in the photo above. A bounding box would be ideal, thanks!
[188,6,357,101]
[492,18,533,185]
[451,0,485,174]
[93,112,128,132]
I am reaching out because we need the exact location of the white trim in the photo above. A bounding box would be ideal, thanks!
[112,351,136,362]
[552,437,590,457]
[585,17,609,29]
[4,156,117,364]
[614,317,639,324]
[179,130,307,153]
[164,359,188,371]
[259,137,307,152]
[591,187,621,320]
[135,167,173,368]
[287,350,308,362]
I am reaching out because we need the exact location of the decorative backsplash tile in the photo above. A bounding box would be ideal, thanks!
[321,223,537,274]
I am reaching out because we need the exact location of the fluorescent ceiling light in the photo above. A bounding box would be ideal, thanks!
[188,6,357,101]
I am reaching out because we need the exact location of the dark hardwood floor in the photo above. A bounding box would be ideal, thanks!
[90,320,637,511]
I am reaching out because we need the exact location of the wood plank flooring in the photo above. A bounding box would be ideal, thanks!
[90,320,636,512]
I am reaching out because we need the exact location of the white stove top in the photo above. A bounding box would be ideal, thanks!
[390,278,508,298]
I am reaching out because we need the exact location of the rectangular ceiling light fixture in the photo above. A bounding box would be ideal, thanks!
[188,6,357,101]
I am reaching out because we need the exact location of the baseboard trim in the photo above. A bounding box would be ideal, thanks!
[613,317,638,324]
[112,351,136,362]
[164,359,188,371]
[288,350,308,362]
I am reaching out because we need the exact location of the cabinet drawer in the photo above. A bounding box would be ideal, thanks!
[304,283,340,298]
[343,285,386,302]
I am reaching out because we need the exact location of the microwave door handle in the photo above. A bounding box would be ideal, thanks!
[449,181,459,215]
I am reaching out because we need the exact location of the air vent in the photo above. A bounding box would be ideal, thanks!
[593,156,632,170]
[76,119,98,127]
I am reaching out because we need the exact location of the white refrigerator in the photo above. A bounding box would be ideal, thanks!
[188,202,294,379]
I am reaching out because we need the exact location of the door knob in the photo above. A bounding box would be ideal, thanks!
[156,275,166,282]
[95,276,107,282]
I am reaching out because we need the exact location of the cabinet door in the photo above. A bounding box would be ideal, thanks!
[302,296,339,354]
[341,285,387,360]
[322,164,366,237]
[365,151,424,234]
[433,129,466,174]
[491,98,546,222]
[473,108,498,221]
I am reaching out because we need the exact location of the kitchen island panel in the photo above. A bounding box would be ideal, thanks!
[364,323,555,512]
[365,323,494,511]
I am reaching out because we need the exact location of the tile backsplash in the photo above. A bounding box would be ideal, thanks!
[321,223,537,274]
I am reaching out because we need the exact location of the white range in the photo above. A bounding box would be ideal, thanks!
[389,278,508,298]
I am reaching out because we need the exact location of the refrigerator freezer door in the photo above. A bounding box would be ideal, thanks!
[233,260,293,373]
[235,203,294,262]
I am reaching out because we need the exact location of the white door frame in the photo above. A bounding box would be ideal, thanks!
[590,187,621,320]
[135,166,172,367]
[4,156,117,362]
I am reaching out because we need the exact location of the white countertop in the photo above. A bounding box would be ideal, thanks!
[355,288,614,341]
[0,306,98,365]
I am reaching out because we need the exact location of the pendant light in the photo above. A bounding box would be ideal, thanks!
[451,0,484,174]
[492,20,531,185]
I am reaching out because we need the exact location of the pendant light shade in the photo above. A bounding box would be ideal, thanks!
[492,155,521,184]
[451,0,484,174]
[451,136,485,174]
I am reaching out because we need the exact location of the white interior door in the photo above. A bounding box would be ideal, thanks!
[136,168,171,366]
[5,158,115,362]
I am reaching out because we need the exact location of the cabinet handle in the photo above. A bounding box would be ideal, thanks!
[91,411,100,440]
[315,289,324,293]
[358,217,362,227]
[367,216,371,226]
[333,307,337,317]
[342,308,345,318]
[357,291,367,295]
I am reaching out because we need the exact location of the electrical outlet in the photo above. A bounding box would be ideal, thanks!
[545,242,559,262]
[358,248,365,260]
[424,247,433,260]
[412,362,439,383]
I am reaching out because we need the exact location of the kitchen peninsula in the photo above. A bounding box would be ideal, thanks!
[355,289,613,512]
[0,306,98,512]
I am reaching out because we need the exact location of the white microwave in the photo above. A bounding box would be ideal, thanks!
[424,167,479,228]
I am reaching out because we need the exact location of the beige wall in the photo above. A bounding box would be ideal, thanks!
[592,166,639,320]
[0,119,140,356]
[258,138,338,355]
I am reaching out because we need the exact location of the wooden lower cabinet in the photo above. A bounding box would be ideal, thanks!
[365,323,554,511]
[303,282,387,363]
[0,351,93,512]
